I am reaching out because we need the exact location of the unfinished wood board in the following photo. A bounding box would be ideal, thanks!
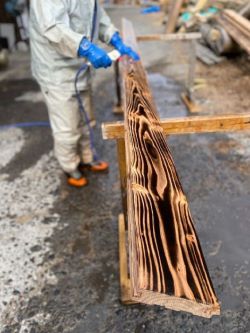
[223,10,250,36]
[219,10,250,54]
[102,114,250,140]
[219,17,250,54]
[166,0,184,33]
[137,33,201,42]
[122,18,220,318]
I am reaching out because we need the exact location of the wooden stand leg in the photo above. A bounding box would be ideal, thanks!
[181,92,201,113]
[117,139,137,304]
[113,60,123,114]
[117,139,127,220]
[181,40,202,114]
[118,213,137,305]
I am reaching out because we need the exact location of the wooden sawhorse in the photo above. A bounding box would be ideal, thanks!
[102,114,250,304]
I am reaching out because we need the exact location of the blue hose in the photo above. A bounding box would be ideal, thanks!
[0,121,50,130]
[74,64,99,162]
[73,0,99,163]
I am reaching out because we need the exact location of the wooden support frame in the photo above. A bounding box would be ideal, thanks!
[102,114,250,140]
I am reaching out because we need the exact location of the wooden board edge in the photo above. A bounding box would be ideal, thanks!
[132,290,221,318]
[118,214,137,305]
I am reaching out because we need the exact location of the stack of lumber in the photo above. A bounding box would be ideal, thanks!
[121,18,220,318]
[219,9,250,54]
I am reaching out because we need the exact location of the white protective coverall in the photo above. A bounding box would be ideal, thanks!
[29,0,117,173]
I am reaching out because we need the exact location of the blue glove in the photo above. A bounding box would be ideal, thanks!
[141,5,161,15]
[5,0,19,16]
[110,32,140,61]
[78,38,112,69]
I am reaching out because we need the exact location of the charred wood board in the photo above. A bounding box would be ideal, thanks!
[121,18,220,318]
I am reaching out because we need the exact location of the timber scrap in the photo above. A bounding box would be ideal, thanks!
[218,9,250,54]
[121,18,220,318]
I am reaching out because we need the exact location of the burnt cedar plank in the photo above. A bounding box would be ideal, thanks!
[122,18,220,318]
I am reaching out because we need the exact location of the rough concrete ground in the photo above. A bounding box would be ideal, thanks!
[0,9,250,333]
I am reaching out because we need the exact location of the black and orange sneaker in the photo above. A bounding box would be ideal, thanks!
[66,170,88,188]
[79,161,109,173]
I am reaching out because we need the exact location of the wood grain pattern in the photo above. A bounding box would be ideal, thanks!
[102,113,250,140]
[122,18,220,318]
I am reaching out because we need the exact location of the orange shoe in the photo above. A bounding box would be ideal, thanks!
[66,170,88,188]
[80,161,109,173]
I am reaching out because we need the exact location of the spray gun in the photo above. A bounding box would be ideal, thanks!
[86,49,121,67]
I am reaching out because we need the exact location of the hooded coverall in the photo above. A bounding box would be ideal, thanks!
[29,0,117,173]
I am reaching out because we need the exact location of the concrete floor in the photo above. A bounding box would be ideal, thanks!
[0,9,250,333]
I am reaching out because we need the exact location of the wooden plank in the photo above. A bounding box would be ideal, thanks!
[239,3,250,17]
[102,113,250,140]
[223,10,250,36]
[219,17,250,54]
[122,18,220,318]
[222,14,250,40]
[137,33,201,42]
[166,0,184,33]
[219,10,250,54]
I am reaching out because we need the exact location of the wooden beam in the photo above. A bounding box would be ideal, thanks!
[102,114,250,140]
[121,18,220,318]
[137,33,201,42]
[166,0,184,33]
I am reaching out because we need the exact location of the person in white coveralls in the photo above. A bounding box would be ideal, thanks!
[29,0,139,187]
